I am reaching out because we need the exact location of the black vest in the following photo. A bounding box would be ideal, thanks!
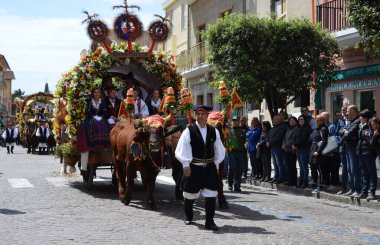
[39,127,47,143]
[5,129,15,143]
[189,123,216,164]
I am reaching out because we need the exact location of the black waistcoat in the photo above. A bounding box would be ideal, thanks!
[5,129,15,143]
[39,127,47,143]
[189,123,216,163]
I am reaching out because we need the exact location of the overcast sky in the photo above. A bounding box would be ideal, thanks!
[0,0,164,95]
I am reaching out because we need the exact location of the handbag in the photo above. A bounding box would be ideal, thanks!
[318,135,338,155]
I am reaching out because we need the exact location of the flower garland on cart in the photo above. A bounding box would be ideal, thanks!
[53,42,183,141]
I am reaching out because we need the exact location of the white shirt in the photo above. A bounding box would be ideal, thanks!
[134,99,149,118]
[175,121,225,169]
[2,128,18,140]
[151,98,162,109]
[36,126,50,138]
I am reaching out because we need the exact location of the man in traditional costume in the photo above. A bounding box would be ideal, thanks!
[133,89,149,119]
[104,87,121,126]
[36,119,50,155]
[2,122,18,154]
[175,105,225,231]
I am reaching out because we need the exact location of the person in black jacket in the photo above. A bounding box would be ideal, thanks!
[293,115,312,188]
[356,109,377,200]
[370,117,380,202]
[256,121,272,182]
[310,115,329,192]
[340,105,361,197]
[267,115,287,184]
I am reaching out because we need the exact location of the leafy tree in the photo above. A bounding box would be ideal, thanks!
[205,14,340,118]
[12,89,25,100]
[349,0,380,57]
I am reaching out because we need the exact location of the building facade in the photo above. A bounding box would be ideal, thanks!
[317,0,380,117]
[0,54,15,126]
[161,0,316,121]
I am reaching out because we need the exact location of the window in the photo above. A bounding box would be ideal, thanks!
[355,90,376,113]
[197,95,204,105]
[207,93,213,105]
[198,24,206,43]
[275,0,286,18]
[181,4,186,31]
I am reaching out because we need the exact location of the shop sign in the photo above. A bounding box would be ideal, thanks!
[326,77,380,92]
[337,64,380,80]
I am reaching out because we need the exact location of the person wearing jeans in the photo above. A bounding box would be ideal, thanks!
[336,105,348,194]
[340,105,361,197]
[293,115,312,188]
[246,117,262,179]
[267,115,287,184]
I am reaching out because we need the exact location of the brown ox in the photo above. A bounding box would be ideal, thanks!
[165,114,229,209]
[110,116,165,210]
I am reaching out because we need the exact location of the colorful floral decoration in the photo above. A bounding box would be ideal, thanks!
[53,42,182,140]
[114,14,142,41]
[179,88,193,124]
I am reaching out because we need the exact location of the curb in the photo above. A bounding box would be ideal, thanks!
[242,178,380,210]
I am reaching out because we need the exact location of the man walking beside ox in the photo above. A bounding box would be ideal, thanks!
[175,105,225,231]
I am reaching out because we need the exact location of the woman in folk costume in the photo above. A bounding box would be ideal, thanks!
[146,89,162,115]
[36,119,50,155]
[2,122,18,154]
[77,87,110,172]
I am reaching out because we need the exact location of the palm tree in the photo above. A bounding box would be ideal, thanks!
[12,89,25,100]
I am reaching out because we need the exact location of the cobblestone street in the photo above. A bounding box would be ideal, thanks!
[0,146,379,244]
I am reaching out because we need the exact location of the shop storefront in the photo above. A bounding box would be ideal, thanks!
[325,64,380,117]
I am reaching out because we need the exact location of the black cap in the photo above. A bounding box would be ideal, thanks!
[39,119,48,123]
[193,105,213,112]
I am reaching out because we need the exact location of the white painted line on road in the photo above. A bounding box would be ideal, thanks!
[156,176,175,185]
[8,178,34,188]
[46,177,69,187]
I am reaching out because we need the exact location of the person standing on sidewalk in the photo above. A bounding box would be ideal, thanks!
[340,105,361,197]
[246,117,262,179]
[257,121,272,182]
[240,116,250,178]
[267,114,287,184]
[310,115,329,192]
[336,105,349,194]
[282,116,298,186]
[293,115,312,188]
[369,117,380,201]
[175,105,225,231]
[356,111,378,200]
[227,116,247,192]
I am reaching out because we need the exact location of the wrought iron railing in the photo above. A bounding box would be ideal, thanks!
[316,0,350,32]
[175,41,206,73]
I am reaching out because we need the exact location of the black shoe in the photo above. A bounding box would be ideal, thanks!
[234,187,242,192]
[228,185,233,191]
[205,223,219,231]
[268,179,276,183]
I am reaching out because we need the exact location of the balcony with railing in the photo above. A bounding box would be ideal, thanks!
[175,41,207,74]
[316,0,350,32]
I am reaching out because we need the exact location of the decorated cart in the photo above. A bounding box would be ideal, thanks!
[15,92,55,154]
[53,1,185,188]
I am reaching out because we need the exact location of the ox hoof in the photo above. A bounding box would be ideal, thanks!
[148,201,157,210]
